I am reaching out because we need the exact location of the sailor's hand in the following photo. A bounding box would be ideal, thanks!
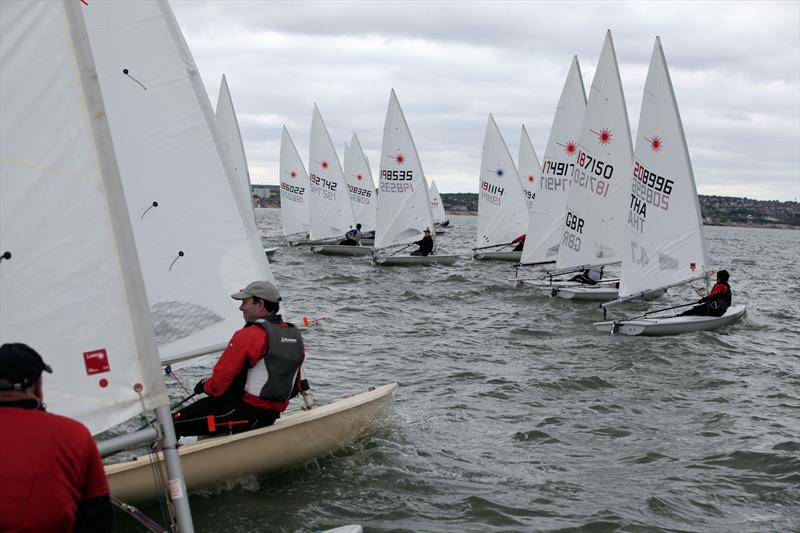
[194,379,206,395]
[301,390,316,410]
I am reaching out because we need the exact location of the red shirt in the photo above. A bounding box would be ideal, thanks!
[0,407,109,532]
[204,323,304,411]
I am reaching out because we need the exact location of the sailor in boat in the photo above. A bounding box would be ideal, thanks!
[339,223,363,246]
[410,228,434,256]
[173,281,314,437]
[678,270,732,317]
[511,233,526,252]
[568,268,602,285]
[0,344,113,533]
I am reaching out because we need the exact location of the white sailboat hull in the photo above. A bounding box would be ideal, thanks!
[373,254,459,266]
[311,244,373,256]
[105,383,397,503]
[548,285,620,300]
[594,305,746,336]
[474,251,521,262]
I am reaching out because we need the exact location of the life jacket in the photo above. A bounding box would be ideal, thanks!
[708,282,732,313]
[244,319,303,401]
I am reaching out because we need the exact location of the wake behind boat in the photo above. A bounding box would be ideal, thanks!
[105,383,398,503]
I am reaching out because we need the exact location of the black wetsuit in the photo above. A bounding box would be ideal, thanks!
[411,235,433,256]
[678,282,732,317]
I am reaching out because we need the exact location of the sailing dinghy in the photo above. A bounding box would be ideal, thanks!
[518,125,541,221]
[430,180,450,228]
[279,126,312,245]
[372,90,458,266]
[306,105,367,255]
[515,56,587,283]
[0,1,193,528]
[473,115,529,262]
[105,383,397,503]
[216,74,278,259]
[81,0,398,501]
[539,31,631,300]
[594,37,746,335]
[314,131,377,257]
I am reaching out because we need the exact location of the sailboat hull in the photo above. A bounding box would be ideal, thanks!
[548,285,619,300]
[372,254,458,266]
[311,244,373,256]
[594,305,746,336]
[473,251,521,262]
[264,247,277,259]
[105,383,397,503]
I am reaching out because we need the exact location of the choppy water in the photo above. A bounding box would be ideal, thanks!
[120,211,799,533]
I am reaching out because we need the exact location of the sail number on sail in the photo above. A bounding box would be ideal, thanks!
[309,172,338,200]
[574,150,612,197]
[540,159,572,191]
[380,169,414,193]
[628,161,674,233]
[281,182,305,203]
[347,184,373,204]
[480,180,504,206]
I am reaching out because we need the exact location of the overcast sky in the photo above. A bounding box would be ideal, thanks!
[172,0,800,201]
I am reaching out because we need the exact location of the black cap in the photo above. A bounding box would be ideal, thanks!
[0,343,53,391]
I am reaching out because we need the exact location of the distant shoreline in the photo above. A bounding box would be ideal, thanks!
[256,206,796,230]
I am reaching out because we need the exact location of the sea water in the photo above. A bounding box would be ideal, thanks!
[119,211,799,532]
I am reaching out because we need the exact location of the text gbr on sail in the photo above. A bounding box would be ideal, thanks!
[562,210,584,251]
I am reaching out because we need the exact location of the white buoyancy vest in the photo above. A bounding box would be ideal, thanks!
[245,319,304,401]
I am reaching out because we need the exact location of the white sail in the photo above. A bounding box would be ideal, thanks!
[343,132,377,232]
[521,56,587,264]
[279,126,311,238]
[476,115,529,248]
[518,125,542,214]
[556,31,633,271]
[619,37,708,298]
[83,0,273,364]
[0,0,167,434]
[216,74,255,221]
[429,180,448,225]
[308,105,356,240]
[375,90,436,250]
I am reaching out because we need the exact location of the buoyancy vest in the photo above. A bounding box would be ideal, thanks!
[708,282,732,313]
[245,320,303,401]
